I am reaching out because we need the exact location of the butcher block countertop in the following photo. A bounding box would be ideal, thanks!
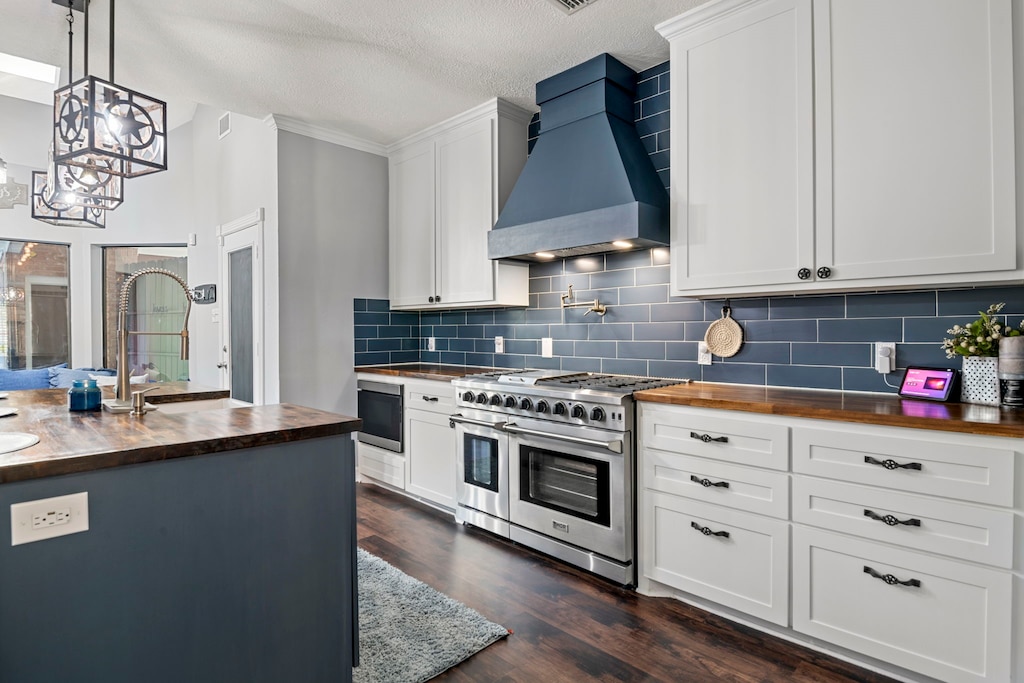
[634,382,1024,439]
[356,363,498,381]
[0,385,360,484]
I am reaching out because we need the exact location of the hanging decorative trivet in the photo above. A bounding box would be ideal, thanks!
[704,303,744,358]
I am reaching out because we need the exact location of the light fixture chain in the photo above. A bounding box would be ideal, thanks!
[66,0,74,85]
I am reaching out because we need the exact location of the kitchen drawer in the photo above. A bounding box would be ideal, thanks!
[643,449,789,520]
[640,404,790,471]
[792,476,1014,569]
[357,442,405,490]
[792,526,1012,683]
[641,490,789,626]
[792,425,1014,507]
[406,379,455,416]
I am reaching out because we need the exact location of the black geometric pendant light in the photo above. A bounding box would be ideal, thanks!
[52,0,167,178]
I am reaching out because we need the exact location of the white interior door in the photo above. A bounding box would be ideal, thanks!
[219,212,264,404]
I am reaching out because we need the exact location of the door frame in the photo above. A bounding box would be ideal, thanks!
[217,208,265,405]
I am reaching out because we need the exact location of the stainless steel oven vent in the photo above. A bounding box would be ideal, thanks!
[546,0,598,15]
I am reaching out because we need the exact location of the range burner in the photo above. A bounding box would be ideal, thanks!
[541,373,684,392]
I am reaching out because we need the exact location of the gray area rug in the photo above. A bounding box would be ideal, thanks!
[353,548,510,683]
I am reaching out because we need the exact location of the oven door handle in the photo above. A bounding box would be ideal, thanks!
[448,415,506,430]
[503,422,623,454]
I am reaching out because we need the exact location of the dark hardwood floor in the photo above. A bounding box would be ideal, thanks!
[356,483,898,683]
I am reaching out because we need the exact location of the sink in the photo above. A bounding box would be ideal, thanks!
[0,433,39,454]
[151,398,251,414]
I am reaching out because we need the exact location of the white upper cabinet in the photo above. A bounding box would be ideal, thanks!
[658,0,1019,297]
[388,99,532,310]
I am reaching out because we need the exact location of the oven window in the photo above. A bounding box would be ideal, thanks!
[464,433,499,492]
[357,389,402,444]
[519,445,610,527]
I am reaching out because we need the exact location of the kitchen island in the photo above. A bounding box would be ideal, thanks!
[0,385,360,683]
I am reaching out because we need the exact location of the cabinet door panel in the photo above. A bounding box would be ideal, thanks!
[815,0,1016,280]
[405,408,457,509]
[389,141,436,308]
[437,117,496,306]
[670,0,813,292]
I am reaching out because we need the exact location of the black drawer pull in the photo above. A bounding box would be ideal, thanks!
[690,521,730,538]
[864,509,921,527]
[864,456,922,471]
[690,475,730,489]
[690,431,728,444]
[864,565,920,588]
[422,396,439,402]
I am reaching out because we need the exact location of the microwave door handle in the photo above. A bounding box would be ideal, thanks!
[448,415,506,430]
[503,423,623,454]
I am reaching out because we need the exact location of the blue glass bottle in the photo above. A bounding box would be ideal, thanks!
[68,379,101,411]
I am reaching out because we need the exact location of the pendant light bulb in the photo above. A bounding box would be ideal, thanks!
[0,157,7,184]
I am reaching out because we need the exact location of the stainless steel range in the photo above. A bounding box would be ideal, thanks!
[450,369,685,585]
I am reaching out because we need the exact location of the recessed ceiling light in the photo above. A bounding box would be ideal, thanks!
[612,241,632,249]
[0,51,59,84]
[535,252,556,260]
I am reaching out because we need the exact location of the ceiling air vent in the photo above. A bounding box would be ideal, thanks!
[546,0,599,15]
[218,112,231,139]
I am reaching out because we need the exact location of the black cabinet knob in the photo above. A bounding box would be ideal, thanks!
[816,266,832,279]
[797,268,811,280]
[428,296,435,303]
[435,294,441,302]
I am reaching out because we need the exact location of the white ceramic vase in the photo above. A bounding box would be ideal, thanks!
[960,356,1000,406]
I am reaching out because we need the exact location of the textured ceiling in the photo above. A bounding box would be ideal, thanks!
[0,0,707,145]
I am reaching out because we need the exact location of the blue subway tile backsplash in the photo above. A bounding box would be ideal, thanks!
[353,60,1024,394]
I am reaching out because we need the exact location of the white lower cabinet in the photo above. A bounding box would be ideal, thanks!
[792,526,1012,683]
[642,491,789,625]
[357,441,406,490]
[637,401,1021,682]
[405,407,456,509]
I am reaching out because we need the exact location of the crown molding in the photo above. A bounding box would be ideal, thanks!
[656,0,763,39]
[386,98,536,155]
[265,115,388,157]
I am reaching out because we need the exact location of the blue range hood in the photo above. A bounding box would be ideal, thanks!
[488,54,669,262]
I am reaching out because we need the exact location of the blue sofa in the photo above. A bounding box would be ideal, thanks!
[0,365,117,391]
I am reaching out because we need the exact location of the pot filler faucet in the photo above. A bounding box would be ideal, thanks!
[114,268,193,404]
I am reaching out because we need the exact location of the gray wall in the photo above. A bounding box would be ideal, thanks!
[0,437,355,683]
[278,131,388,416]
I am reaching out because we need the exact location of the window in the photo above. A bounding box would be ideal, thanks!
[102,247,189,381]
[0,240,71,369]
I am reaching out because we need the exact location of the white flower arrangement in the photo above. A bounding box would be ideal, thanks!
[941,302,1023,359]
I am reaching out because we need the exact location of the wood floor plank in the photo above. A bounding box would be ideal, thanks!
[356,483,899,683]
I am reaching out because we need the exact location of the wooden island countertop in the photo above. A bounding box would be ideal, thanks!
[634,382,1024,439]
[0,384,360,483]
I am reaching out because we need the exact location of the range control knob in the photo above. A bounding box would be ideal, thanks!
[519,397,533,411]
[489,394,502,406]
[590,407,606,422]
[571,404,587,419]
[461,391,475,402]
[475,393,487,404]
[553,402,567,416]
[504,395,517,408]
[535,400,549,413]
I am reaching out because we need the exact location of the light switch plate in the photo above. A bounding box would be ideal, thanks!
[11,492,89,546]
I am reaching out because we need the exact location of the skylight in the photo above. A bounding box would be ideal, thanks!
[0,51,61,106]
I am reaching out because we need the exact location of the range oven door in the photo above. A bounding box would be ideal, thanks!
[506,419,632,563]
[451,412,509,532]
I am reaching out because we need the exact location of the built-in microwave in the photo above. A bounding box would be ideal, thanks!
[356,380,403,453]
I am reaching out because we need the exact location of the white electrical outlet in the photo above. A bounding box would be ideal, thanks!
[427,337,436,352]
[494,336,504,354]
[11,492,89,546]
[541,337,554,358]
[875,342,896,374]
[697,341,713,366]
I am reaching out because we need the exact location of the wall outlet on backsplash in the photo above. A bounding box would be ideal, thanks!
[427,337,436,352]
[495,336,504,354]
[541,337,553,358]
[697,342,712,366]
